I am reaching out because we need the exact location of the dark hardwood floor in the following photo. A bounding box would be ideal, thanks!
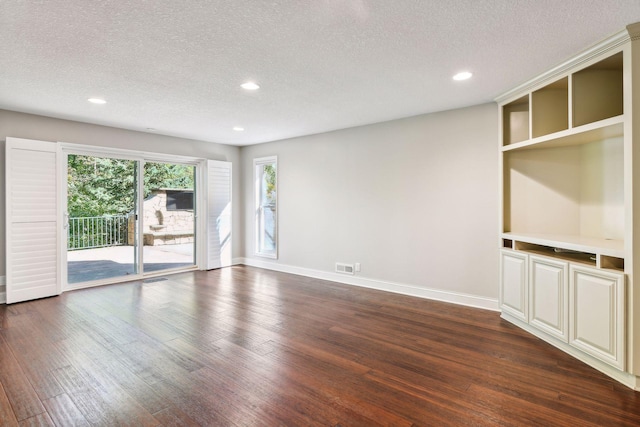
[1,266,640,426]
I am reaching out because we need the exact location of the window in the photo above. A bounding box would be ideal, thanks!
[254,156,277,258]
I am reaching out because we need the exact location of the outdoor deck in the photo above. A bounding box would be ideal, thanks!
[67,244,194,283]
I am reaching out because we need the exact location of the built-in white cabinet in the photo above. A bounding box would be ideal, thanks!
[500,249,528,322]
[570,265,625,370]
[499,249,624,370]
[529,255,569,343]
[497,23,640,389]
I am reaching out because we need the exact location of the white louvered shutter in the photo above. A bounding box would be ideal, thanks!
[206,160,232,269]
[6,138,61,303]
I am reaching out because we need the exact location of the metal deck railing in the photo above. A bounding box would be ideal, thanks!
[68,215,129,250]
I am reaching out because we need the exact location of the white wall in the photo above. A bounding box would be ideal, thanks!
[1,104,499,308]
[240,103,499,307]
[0,109,243,281]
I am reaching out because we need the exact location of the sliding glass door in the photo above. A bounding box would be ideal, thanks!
[66,154,139,284]
[65,154,198,285]
[142,161,196,273]
[6,140,232,303]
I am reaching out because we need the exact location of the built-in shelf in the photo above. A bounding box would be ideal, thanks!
[532,77,569,138]
[503,95,529,146]
[515,240,596,267]
[573,52,623,127]
[501,115,623,152]
[501,232,624,258]
[497,26,640,388]
[502,51,623,150]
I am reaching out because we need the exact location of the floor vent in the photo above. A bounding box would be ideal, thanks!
[144,277,169,284]
[335,263,354,275]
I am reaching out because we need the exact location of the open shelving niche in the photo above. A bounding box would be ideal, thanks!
[497,24,639,388]
[501,47,625,273]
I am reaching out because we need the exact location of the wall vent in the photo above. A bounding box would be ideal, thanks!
[335,263,355,275]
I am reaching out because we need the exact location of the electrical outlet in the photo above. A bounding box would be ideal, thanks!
[355,263,361,272]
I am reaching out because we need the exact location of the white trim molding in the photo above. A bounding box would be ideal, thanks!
[59,142,203,165]
[253,156,278,259]
[237,258,499,312]
[495,26,630,104]
[502,312,640,390]
[0,276,6,304]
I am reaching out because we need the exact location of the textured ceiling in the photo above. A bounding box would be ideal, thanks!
[2,1,640,146]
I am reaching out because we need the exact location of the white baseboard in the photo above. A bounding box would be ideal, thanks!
[236,258,499,312]
[0,263,499,311]
[0,276,5,304]
[501,312,639,390]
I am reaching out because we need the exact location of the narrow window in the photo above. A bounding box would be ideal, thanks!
[254,156,277,258]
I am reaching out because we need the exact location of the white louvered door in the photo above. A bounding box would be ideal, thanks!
[6,137,61,303]
[206,160,232,269]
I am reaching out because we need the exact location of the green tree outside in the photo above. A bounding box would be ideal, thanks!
[67,155,194,217]
[263,164,277,203]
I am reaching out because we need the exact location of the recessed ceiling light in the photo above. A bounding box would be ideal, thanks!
[240,82,260,90]
[233,126,245,132]
[453,71,473,81]
[88,97,107,104]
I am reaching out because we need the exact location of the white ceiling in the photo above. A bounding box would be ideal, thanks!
[2,1,640,146]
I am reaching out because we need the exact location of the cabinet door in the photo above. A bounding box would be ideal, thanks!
[569,265,625,370]
[500,250,528,322]
[529,255,569,342]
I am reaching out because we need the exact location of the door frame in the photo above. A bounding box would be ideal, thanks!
[60,142,206,291]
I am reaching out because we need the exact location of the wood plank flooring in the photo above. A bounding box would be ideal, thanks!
[1,266,640,426]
